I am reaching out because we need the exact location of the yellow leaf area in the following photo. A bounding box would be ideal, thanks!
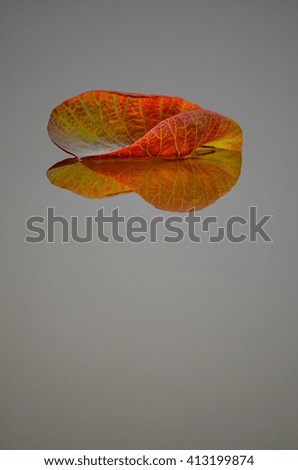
[47,158,132,198]
[47,149,242,212]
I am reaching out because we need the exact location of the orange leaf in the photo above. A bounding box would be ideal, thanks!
[48,91,200,158]
[48,90,242,159]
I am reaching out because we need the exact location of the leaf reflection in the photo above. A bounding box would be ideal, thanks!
[47,148,242,212]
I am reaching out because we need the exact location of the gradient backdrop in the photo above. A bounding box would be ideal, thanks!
[1,0,297,449]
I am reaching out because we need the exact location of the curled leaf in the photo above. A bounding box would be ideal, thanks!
[48,91,242,159]
[47,91,242,210]
[48,91,200,158]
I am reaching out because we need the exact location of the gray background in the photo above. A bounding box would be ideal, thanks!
[1,0,297,449]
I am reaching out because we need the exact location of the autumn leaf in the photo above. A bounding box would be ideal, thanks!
[48,91,200,158]
[48,90,242,159]
[47,91,242,210]
[47,149,242,212]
